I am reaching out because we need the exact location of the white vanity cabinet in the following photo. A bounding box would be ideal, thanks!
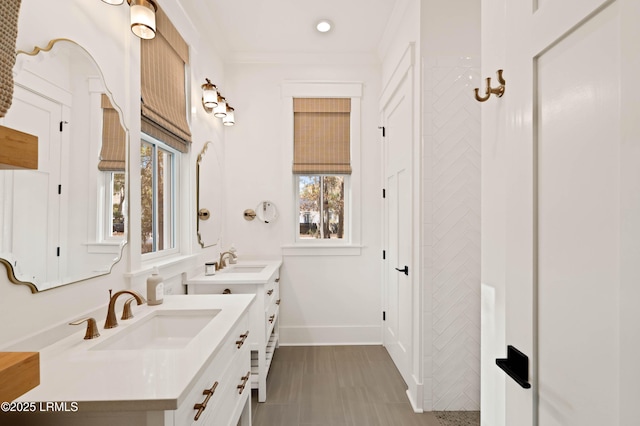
[8,295,254,426]
[186,260,282,402]
[170,310,252,426]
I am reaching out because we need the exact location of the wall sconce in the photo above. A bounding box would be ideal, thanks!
[223,106,235,126]
[201,78,218,113]
[101,0,158,40]
[213,95,227,118]
[201,79,236,126]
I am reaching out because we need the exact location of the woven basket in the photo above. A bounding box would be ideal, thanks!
[0,0,22,118]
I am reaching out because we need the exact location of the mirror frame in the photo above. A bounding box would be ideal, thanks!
[1,38,129,293]
[196,141,221,248]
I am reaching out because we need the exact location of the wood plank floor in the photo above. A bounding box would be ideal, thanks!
[250,345,442,426]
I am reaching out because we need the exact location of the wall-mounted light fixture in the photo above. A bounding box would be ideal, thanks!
[223,106,235,126]
[213,95,227,118]
[201,79,236,126]
[201,78,218,112]
[101,0,158,40]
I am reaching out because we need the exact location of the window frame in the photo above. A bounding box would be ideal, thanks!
[282,82,363,256]
[140,132,180,260]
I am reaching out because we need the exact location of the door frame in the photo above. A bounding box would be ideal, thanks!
[380,42,424,412]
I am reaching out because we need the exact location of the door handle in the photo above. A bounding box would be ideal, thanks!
[496,345,531,389]
[395,266,409,276]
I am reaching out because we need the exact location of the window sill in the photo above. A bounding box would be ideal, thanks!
[281,244,362,256]
[125,253,199,279]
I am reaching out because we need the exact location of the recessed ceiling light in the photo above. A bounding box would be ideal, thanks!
[316,20,332,33]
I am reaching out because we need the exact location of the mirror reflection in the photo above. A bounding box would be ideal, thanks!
[0,39,127,292]
[196,141,222,248]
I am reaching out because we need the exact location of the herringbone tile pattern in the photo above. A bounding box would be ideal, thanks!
[424,59,481,410]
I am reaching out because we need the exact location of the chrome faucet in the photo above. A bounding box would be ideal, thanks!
[105,289,146,329]
[217,251,238,270]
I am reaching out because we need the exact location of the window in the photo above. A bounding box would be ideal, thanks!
[98,94,127,240]
[139,5,190,257]
[293,98,351,242]
[282,82,362,255]
[140,135,177,254]
[297,175,348,239]
[107,172,126,237]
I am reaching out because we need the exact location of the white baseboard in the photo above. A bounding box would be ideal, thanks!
[279,325,381,346]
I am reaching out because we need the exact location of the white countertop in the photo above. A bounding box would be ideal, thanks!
[187,260,282,285]
[16,294,255,411]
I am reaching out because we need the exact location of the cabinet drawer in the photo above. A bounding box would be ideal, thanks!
[265,305,279,337]
[215,345,252,426]
[174,313,250,426]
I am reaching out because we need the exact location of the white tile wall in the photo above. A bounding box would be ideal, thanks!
[423,56,481,411]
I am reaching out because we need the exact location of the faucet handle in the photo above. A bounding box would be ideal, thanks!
[121,297,136,320]
[69,317,100,340]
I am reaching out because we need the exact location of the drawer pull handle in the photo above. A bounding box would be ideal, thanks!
[267,289,273,296]
[236,331,249,348]
[269,314,275,323]
[275,277,280,282]
[237,371,251,394]
[193,381,218,421]
[276,299,281,305]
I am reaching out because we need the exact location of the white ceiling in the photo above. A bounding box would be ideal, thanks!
[179,0,400,62]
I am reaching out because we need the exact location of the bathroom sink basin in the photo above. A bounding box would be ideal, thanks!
[92,309,220,351]
[224,265,266,274]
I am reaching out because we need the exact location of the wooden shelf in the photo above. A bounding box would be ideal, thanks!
[0,352,40,401]
[0,125,38,170]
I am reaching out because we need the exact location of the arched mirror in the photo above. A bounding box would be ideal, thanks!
[0,39,128,292]
[196,141,222,247]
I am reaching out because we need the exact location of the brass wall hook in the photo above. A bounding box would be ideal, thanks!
[474,69,506,102]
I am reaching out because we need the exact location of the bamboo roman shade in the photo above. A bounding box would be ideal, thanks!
[293,98,351,174]
[98,94,126,172]
[141,5,191,153]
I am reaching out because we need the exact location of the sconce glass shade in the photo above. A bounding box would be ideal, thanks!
[201,79,218,113]
[129,0,157,40]
[213,96,227,118]
[223,106,235,126]
[102,0,125,4]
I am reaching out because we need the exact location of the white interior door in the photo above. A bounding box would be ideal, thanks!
[0,85,62,286]
[382,71,413,386]
[483,0,640,425]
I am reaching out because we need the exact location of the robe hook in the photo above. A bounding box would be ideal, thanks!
[474,69,506,102]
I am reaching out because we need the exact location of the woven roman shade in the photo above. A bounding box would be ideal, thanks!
[293,98,351,174]
[98,94,126,172]
[141,5,191,153]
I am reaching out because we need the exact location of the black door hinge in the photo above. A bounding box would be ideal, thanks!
[383,250,386,260]
[378,126,386,137]
[58,184,62,195]
[383,311,386,321]
[60,121,68,132]
[382,188,386,198]
[56,247,60,257]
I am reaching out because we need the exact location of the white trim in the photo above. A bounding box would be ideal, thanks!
[380,43,415,109]
[230,52,380,66]
[281,244,362,256]
[279,325,382,346]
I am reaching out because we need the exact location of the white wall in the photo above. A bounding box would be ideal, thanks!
[223,61,383,345]
[0,0,226,347]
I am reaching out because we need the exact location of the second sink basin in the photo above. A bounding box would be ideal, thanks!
[223,265,266,274]
[92,309,220,351]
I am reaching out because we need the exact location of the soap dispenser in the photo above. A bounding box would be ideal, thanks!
[147,267,164,305]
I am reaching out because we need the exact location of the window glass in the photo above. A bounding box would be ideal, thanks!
[141,139,176,254]
[109,172,126,237]
[298,175,346,240]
